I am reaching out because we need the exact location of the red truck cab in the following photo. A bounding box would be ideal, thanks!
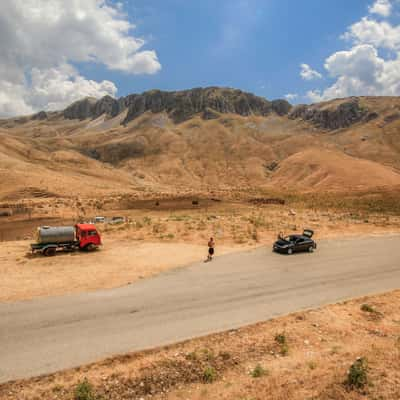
[76,223,102,250]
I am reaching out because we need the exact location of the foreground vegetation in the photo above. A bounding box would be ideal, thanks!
[2,290,400,400]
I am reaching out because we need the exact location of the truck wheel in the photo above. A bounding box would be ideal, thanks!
[308,246,314,253]
[44,247,56,256]
[85,244,96,252]
[287,248,293,255]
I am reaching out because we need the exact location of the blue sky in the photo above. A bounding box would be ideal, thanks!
[82,0,372,102]
[1,0,400,116]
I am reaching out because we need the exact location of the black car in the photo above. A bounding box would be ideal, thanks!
[273,229,316,255]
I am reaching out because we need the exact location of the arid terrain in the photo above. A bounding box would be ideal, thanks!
[1,88,400,399]
[1,289,400,400]
[1,198,400,302]
[1,89,400,200]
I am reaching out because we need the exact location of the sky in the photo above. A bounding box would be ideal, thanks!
[1,0,400,117]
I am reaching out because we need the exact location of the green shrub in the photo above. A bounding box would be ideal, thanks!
[345,357,369,390]
[275,332,289,355]
[74,379,96,400]
[202,348,215,362]
[202,366,217,383]
[250,364,267,378]
[360,304,375,313]
[275,332,287,345]
[280,343,289,356]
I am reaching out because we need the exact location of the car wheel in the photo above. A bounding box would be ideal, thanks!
[287,248,293,255]
[308,246,314,253]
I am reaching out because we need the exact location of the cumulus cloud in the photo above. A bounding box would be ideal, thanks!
[306,90,323,103]
[28,64,117,112]
[285,93,298,101]
[305,0,400,102]
[300,64,322,80]
[343,17,400,50]
[324,45,384,82]
[369,0,392,16]
[0,0,161,117]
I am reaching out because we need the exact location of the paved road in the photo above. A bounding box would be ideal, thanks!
[1,235,400,383]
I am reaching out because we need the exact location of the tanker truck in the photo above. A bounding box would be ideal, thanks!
[30,224,102,256]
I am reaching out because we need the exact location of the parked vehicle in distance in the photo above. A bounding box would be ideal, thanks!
[94,216,106,223]
[273,229,316,255]
[30,224,102,256]
[109,216,124,224]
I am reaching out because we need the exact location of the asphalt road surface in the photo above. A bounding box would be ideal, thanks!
[1,235,400,383]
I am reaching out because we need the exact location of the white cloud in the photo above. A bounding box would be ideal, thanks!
[300,63,322,80]
[0,0,161,117]
[285,93,298,101]
[0,82,34,118]
[343,17,400,50]
[306,90,323,103]
[324,45,384,82]
[305,0,400,102]
[369,0,392,17]
[29,64,117,112]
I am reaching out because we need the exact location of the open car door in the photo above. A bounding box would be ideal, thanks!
[303,229,314,238]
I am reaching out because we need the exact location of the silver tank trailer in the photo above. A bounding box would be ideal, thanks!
[37,226,76,244]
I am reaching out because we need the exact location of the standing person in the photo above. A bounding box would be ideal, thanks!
[207,237,215,261]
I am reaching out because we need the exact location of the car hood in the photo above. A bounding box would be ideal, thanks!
[274,239,292,246]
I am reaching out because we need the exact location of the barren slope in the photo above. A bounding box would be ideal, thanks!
[1,90,400,199]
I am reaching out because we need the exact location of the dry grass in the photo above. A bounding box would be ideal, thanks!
[2,290,400,399]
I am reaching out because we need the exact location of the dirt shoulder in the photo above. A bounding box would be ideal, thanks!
[2,289,399,399]
[0,239,251,303]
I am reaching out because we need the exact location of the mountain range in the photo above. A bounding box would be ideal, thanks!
[1,87,400,201]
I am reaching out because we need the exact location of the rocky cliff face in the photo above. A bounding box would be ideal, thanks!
[62,87,292,123]
[288,98,377,130]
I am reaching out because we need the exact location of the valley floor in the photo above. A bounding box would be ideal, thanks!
[1,203,400,302]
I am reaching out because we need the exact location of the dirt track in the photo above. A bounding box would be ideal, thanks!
[1,234,400,383]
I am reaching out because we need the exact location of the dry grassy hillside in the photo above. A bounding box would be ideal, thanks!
[1,90,400,201]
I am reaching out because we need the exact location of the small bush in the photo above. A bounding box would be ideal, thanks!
[307,361,317,370]
[152,223,166,234]
[345,357,369,390]
[251,227,259,242]
[185,351,198,361]
[360,304,375,313]
[143,216,152,225]
[202,366,217,383]
[202,348,215,362]
[74,379,96,400]
[250,364,267,378]
[280,343,289,356]
[275,332,289,356]
[275,333,287,345]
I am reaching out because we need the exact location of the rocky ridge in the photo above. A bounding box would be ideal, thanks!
[288,97,377,130]
[62,87,292,124]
